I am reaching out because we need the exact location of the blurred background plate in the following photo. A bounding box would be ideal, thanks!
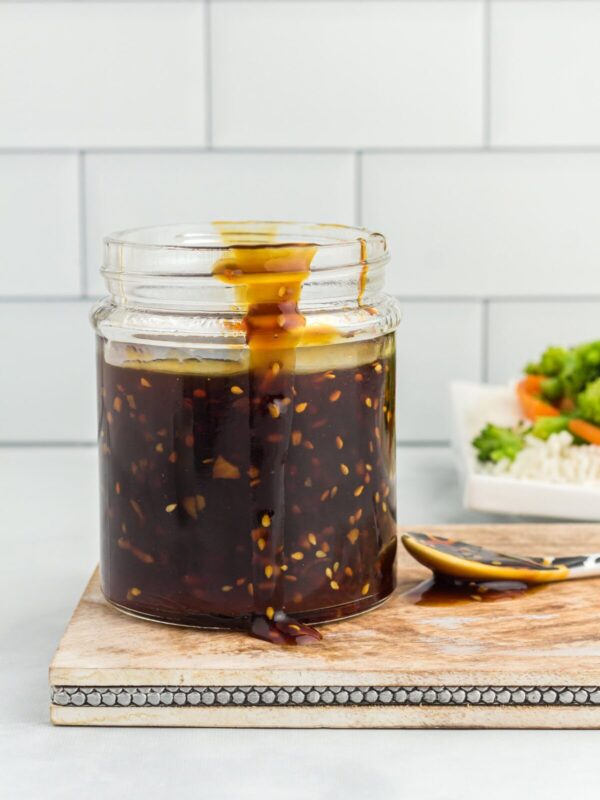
[451,381,600,521]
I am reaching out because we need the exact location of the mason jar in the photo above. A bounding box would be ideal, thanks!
[91,222,401,643]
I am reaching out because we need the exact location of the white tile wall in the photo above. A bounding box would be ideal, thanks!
[0,3,206,147]
[491,1,600,146]
[397,302,483,441]
[84,152,355,294]
[488,301,600,385]
[0,303,96,442]
[211,1,484,148]
[0,155,80,296]
[362,153,600,297]
[2,0,600,445]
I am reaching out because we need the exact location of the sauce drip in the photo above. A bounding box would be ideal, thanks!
[214,230,326,644]
[403,575,541,606]
[357,238,368,305]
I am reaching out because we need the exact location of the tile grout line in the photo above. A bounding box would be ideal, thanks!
[482,0,492,149]
[8,146,600,156]
[77,151,88,297]
[481,298,490,383]
[204,0,213,148]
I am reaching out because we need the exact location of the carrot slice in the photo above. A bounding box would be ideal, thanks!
[516,379,560,421]
[568,418,600,446]
[521,374,546,395]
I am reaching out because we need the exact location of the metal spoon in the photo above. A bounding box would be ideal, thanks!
[401,531,600,584]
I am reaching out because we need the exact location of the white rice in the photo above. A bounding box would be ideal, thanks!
[479,431,600,486]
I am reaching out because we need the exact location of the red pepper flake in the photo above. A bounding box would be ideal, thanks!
[329,389,342,403]
[113,397,122,413]
[193,388,207,399]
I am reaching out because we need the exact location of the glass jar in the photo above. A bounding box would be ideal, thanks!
[91,222,401,644]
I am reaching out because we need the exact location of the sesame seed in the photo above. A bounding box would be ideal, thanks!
[354,485,365,497]
[291,551,304,561]
[335,435,344,449]
[261,513,271,527]
[268,402,280,418]
[113,396,122,413]
[361,583,370,596]
[291,430,302,446]
[315,550,327,558]
[278,286,286,298]
[382,501,388,513]
[334,561,340,571]
[329,389,342,402]
[347,528,360,545]
[330,581,340,590]
[266,606,275,620]
[230,385,244,395]
[140,378,152,388]
[340,463,349,475]
[165,503,177,513]
[155,443,164,453]
[364,397,373,408]
[129,587,142,597]
[325,568,333,578]
[330,486,338,498]
[307,533,317,546]
[373,362,383,373]
[295,402,308,413]
[320,489,330,501]
[257,538,266,551]
[271,361,281,375]
[221,585,233,592]
[265,565,274,579]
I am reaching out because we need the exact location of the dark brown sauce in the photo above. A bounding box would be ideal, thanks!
[403,575,542,606]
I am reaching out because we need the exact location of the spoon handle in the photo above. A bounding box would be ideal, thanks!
[545,553,600,580]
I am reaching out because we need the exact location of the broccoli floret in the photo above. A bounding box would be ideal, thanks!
[530,415,570,441]
[472,424,526,463]
[527,341,600,402]
[577,377,600,425]
[561,341,600,398]
[525,346,567,377]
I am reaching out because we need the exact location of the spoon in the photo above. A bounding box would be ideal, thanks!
[401,532,600,584]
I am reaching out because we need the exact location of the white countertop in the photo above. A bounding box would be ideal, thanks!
[2,446,599,799]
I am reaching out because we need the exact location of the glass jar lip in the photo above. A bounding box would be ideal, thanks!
[103,221,389,278]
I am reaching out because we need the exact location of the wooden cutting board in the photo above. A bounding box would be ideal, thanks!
[50,524,600,728]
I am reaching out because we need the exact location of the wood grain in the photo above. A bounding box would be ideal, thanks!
[50,524,600,727]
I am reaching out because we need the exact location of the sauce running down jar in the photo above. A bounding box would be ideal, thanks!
[92,222,401,644]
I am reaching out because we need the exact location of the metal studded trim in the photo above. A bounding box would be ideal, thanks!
[50,685,600,708]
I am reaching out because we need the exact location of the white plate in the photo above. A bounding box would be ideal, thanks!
[450,381,600,521]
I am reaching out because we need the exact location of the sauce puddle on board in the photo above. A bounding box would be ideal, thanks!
[402,575,545,606]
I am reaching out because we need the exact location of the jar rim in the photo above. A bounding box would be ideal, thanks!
[103,221,389,278]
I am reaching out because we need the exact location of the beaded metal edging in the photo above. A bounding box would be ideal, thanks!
[51,685,600,708]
